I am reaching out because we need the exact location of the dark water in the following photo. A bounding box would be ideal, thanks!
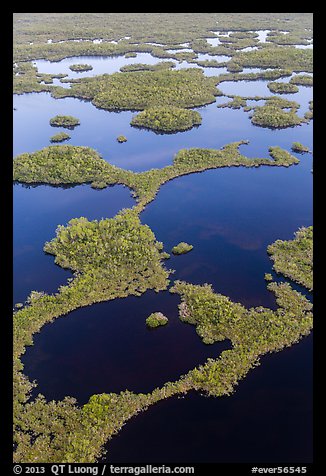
[107,334,312,463]
[14,52,313,462]
[141,163,312,309]
[13,183,134,304]
[22,290,230,403]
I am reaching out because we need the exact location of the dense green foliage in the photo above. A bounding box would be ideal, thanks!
[146,312,169,328]
[291,142,310,153]
[290,74,313,86]
[43,213,169,282]
[13,62,67,94]
[13,146,124,186]
[266,32,310,46]
[50,69,222,110]
[215,69,293,86]
[251,98,305,129]
[170,280,312,348]
[50,115,80,128]
[217,96,247,109]
[173,141,299,169]
[117,135,127,143]
[304,100,313,120]
[120,61,175,72]
[130,106,202,132]
[267,226,313,290]
[267,81,299,94]
[69,63,93,72]
[50,132,71,143]
[171,242,193,255]
[228,46,313,73]
[268,146,300,165]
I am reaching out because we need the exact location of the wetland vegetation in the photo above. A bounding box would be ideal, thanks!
[50,68,222,111]
[119,61,175,72]
[267,81,299,94]
[291,142,310,153]
[227,47,313,73]
[290,74,313,86]
[146,312,169,328]
[267,226,313,291]
[130,106,202,133]
[69,63,93,72]
[304,100,313,120]
[13,12,313,464]
[251,100,304,128]
[171,242,194,255]
[50,115,80,128]
[50,132,71,143]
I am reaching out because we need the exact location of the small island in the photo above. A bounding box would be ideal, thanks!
[171,242,193,255]
[131,106,202,133]
[251,105,303,128]
[290,74,313,86]
[69,63,93,72]
[267,82,299,94]
[291,142,310,153]
[117,135,127,143]
[50,132,71,143]
[267,226,313,291]
[50,115,80,129]
[146,312,169,328]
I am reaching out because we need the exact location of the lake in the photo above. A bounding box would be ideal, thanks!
[14,50,313,463]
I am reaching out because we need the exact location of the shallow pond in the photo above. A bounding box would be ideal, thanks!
[14,51,313,462]
[33,53,162,79]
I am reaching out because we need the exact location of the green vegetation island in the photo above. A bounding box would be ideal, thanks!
[171,242,194,255]
[146,312,169,328]
[120,61,175,72]
[290,74,313,86]
[251,97,304,128]
[50,68,222,111]
[267,226,313,291]
[131,106,202,133]
[117,135,127,143]
[291,142,310,153]
[69,63,93,72]
[50,115,80,128]
[50,132,71,143]
[267,81,299,94]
